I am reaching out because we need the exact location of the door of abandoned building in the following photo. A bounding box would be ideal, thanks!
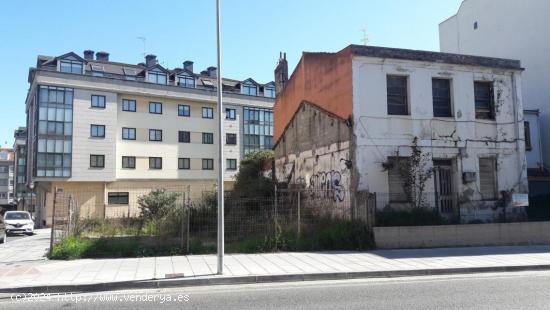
[433,159,455,217]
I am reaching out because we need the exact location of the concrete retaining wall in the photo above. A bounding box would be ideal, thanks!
[374,221,550,249]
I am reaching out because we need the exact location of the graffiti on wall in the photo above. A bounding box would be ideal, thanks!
[307,170,346,202]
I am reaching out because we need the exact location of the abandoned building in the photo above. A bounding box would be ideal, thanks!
[272,45,529,222]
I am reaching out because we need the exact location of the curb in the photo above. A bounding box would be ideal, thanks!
[2,264,550,294]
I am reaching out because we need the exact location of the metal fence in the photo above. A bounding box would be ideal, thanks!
[50,187,376,254]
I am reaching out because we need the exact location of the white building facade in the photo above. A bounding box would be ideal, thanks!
[439,0,550,170]
[25,51,274,225]
[274,45,529,222]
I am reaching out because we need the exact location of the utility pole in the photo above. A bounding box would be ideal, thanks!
[215,0,225,275]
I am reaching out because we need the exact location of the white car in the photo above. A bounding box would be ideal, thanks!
[4,211,34,235]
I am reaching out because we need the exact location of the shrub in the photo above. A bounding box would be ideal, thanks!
[138,188,181,222]
[376,208,444,227]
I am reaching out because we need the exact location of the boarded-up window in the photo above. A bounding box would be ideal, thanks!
[432,78,452,117]
[387,76,408,115]
[474,82,495,119]
[479,158,497,200]
[388,157,410,202]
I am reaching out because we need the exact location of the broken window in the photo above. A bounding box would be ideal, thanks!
[432,78,452,117]
[524,121,532,151]
[479,157,497,200]
[474,81,495,120]
[387,75,408,115]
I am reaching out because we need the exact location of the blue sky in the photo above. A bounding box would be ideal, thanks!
[0,0,462,145]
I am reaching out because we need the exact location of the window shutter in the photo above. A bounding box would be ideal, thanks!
[479,158,497,200]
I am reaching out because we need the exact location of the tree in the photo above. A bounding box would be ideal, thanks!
[394,137,434,208]
[232,150,276,198]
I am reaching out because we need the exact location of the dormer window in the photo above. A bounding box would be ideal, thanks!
[178,73,195,88]
[60,60,83,74]
[242,82,257,96]
[147,69,167,85]
[123,68,136,81]
[264,87,275,98]
[91,64,104,77]
[201,79,214,88]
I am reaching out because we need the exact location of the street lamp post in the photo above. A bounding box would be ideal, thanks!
[215,0,225,275]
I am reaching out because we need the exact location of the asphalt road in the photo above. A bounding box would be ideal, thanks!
[5,233,30,243]
[2,271,550,309]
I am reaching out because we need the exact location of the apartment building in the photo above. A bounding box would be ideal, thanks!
[25,50,274,225]
[0,147,15,209]
[12,127,33,212]
[439,0,550,173]
[273,45,528,222]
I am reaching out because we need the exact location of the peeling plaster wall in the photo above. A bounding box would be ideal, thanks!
[274,103,351,203]
[352,56,528,216]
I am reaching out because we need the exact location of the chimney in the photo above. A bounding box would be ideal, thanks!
[207,66,217,77]
[183,60,194,73]
[83,50,94,60]
[95,51,109,61]
[145,54,157,67]
[274,52,288,95]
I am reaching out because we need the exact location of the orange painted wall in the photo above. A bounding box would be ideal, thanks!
[273,47,353,143]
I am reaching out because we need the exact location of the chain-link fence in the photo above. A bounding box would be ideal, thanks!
[49,186,376,255]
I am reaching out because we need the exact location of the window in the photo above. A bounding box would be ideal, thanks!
[108,192,129,205]
[525,121,532,151]
[432,78,452,117]
[226,159,237,170]
[202,107,213,119]
[178,75,195,88]
[202,133,214,144]
[178,158,190,170]
[226,133,237,145]
[122,128,136,140]
[90,124,105,138]
[59,60,83,74]
[122,156,135,169]
[242,83,257,96]
[122,99,136,112]
[149,102,162,114]
[123,68,137,80]
[147,71,167,84]
[91,65,104,77]
[243,107,273,154]
[36,86,73,178]
[178,105,190,117]
[226,108,236,120]
[91,95,106,108]
[264,87,276,98]
[149,129,162,141]
[387,75,408,115]
[388,157,411,202]
[90,155,105,168]
[202,158,214,170]
[479,158,497,200]
[149,157,162,169]
[475,81,495,120]
[179,131,190,143]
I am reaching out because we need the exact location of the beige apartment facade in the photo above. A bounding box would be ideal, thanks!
[25,51,274,226]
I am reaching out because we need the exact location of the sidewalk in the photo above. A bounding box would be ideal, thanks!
[3,243,550,292]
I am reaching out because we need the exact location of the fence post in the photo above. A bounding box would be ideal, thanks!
[297,190,301,239]
[49,187,58,257]
[274,185,278,244]
[186,185,191,254]
[184,192,189,249]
